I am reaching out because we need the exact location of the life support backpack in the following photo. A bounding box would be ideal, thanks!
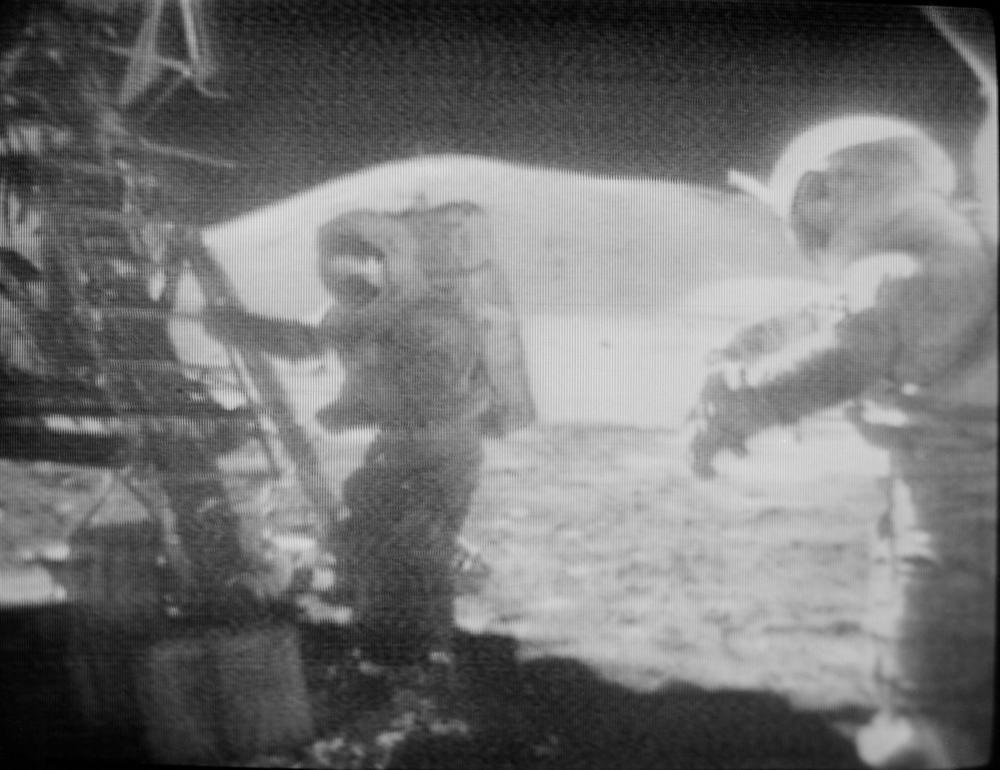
[315,201,536,435]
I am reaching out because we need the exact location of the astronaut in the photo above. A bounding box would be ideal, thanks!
[688,115,996,769]
[203,202,533,664]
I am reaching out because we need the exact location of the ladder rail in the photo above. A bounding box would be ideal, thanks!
[179,229,339,552]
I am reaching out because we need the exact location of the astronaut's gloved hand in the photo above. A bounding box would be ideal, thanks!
[683,370,752,479]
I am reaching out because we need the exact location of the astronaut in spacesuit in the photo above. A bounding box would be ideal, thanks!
[203,201,535,664]
[688,115,997,769]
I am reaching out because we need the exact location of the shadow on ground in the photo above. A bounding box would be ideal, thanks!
[0,607,149,764]
[2,609,869,768]
[301,627,870,770]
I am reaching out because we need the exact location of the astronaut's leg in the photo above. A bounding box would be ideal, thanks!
[859,443,996,769]
[341,431,484,665]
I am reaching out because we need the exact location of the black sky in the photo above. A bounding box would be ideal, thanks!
[135,0,991,224]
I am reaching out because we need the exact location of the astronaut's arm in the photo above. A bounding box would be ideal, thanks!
[687,301,895,477]
[715,305,825,364]
[743,307,895,421]
[202,306,327,360]
[315,301,402,354]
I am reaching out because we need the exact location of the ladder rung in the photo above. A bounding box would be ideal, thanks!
[36,155,127,180]
[1,407,253,429]
[0,429,129,466]
[100,358,229,375]
[101,360,191,373]
[155,468,278,484]
[43,206,141,228]
[96,307,205,322]
[2,389,263,418]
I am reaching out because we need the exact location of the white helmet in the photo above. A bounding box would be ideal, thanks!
[730,114,958,222]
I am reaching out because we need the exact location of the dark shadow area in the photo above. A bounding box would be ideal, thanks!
[302,627,871,770]
[3,610,870,768]
[0,607,150,764]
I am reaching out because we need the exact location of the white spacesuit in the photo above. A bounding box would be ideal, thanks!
[689,115,997,769]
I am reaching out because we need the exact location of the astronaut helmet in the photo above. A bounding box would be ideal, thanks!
[316,211,427,306]
[770,115,956,218]
[729,114,957,254]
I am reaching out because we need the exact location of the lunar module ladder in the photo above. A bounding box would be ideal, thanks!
[1,145,333,612]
